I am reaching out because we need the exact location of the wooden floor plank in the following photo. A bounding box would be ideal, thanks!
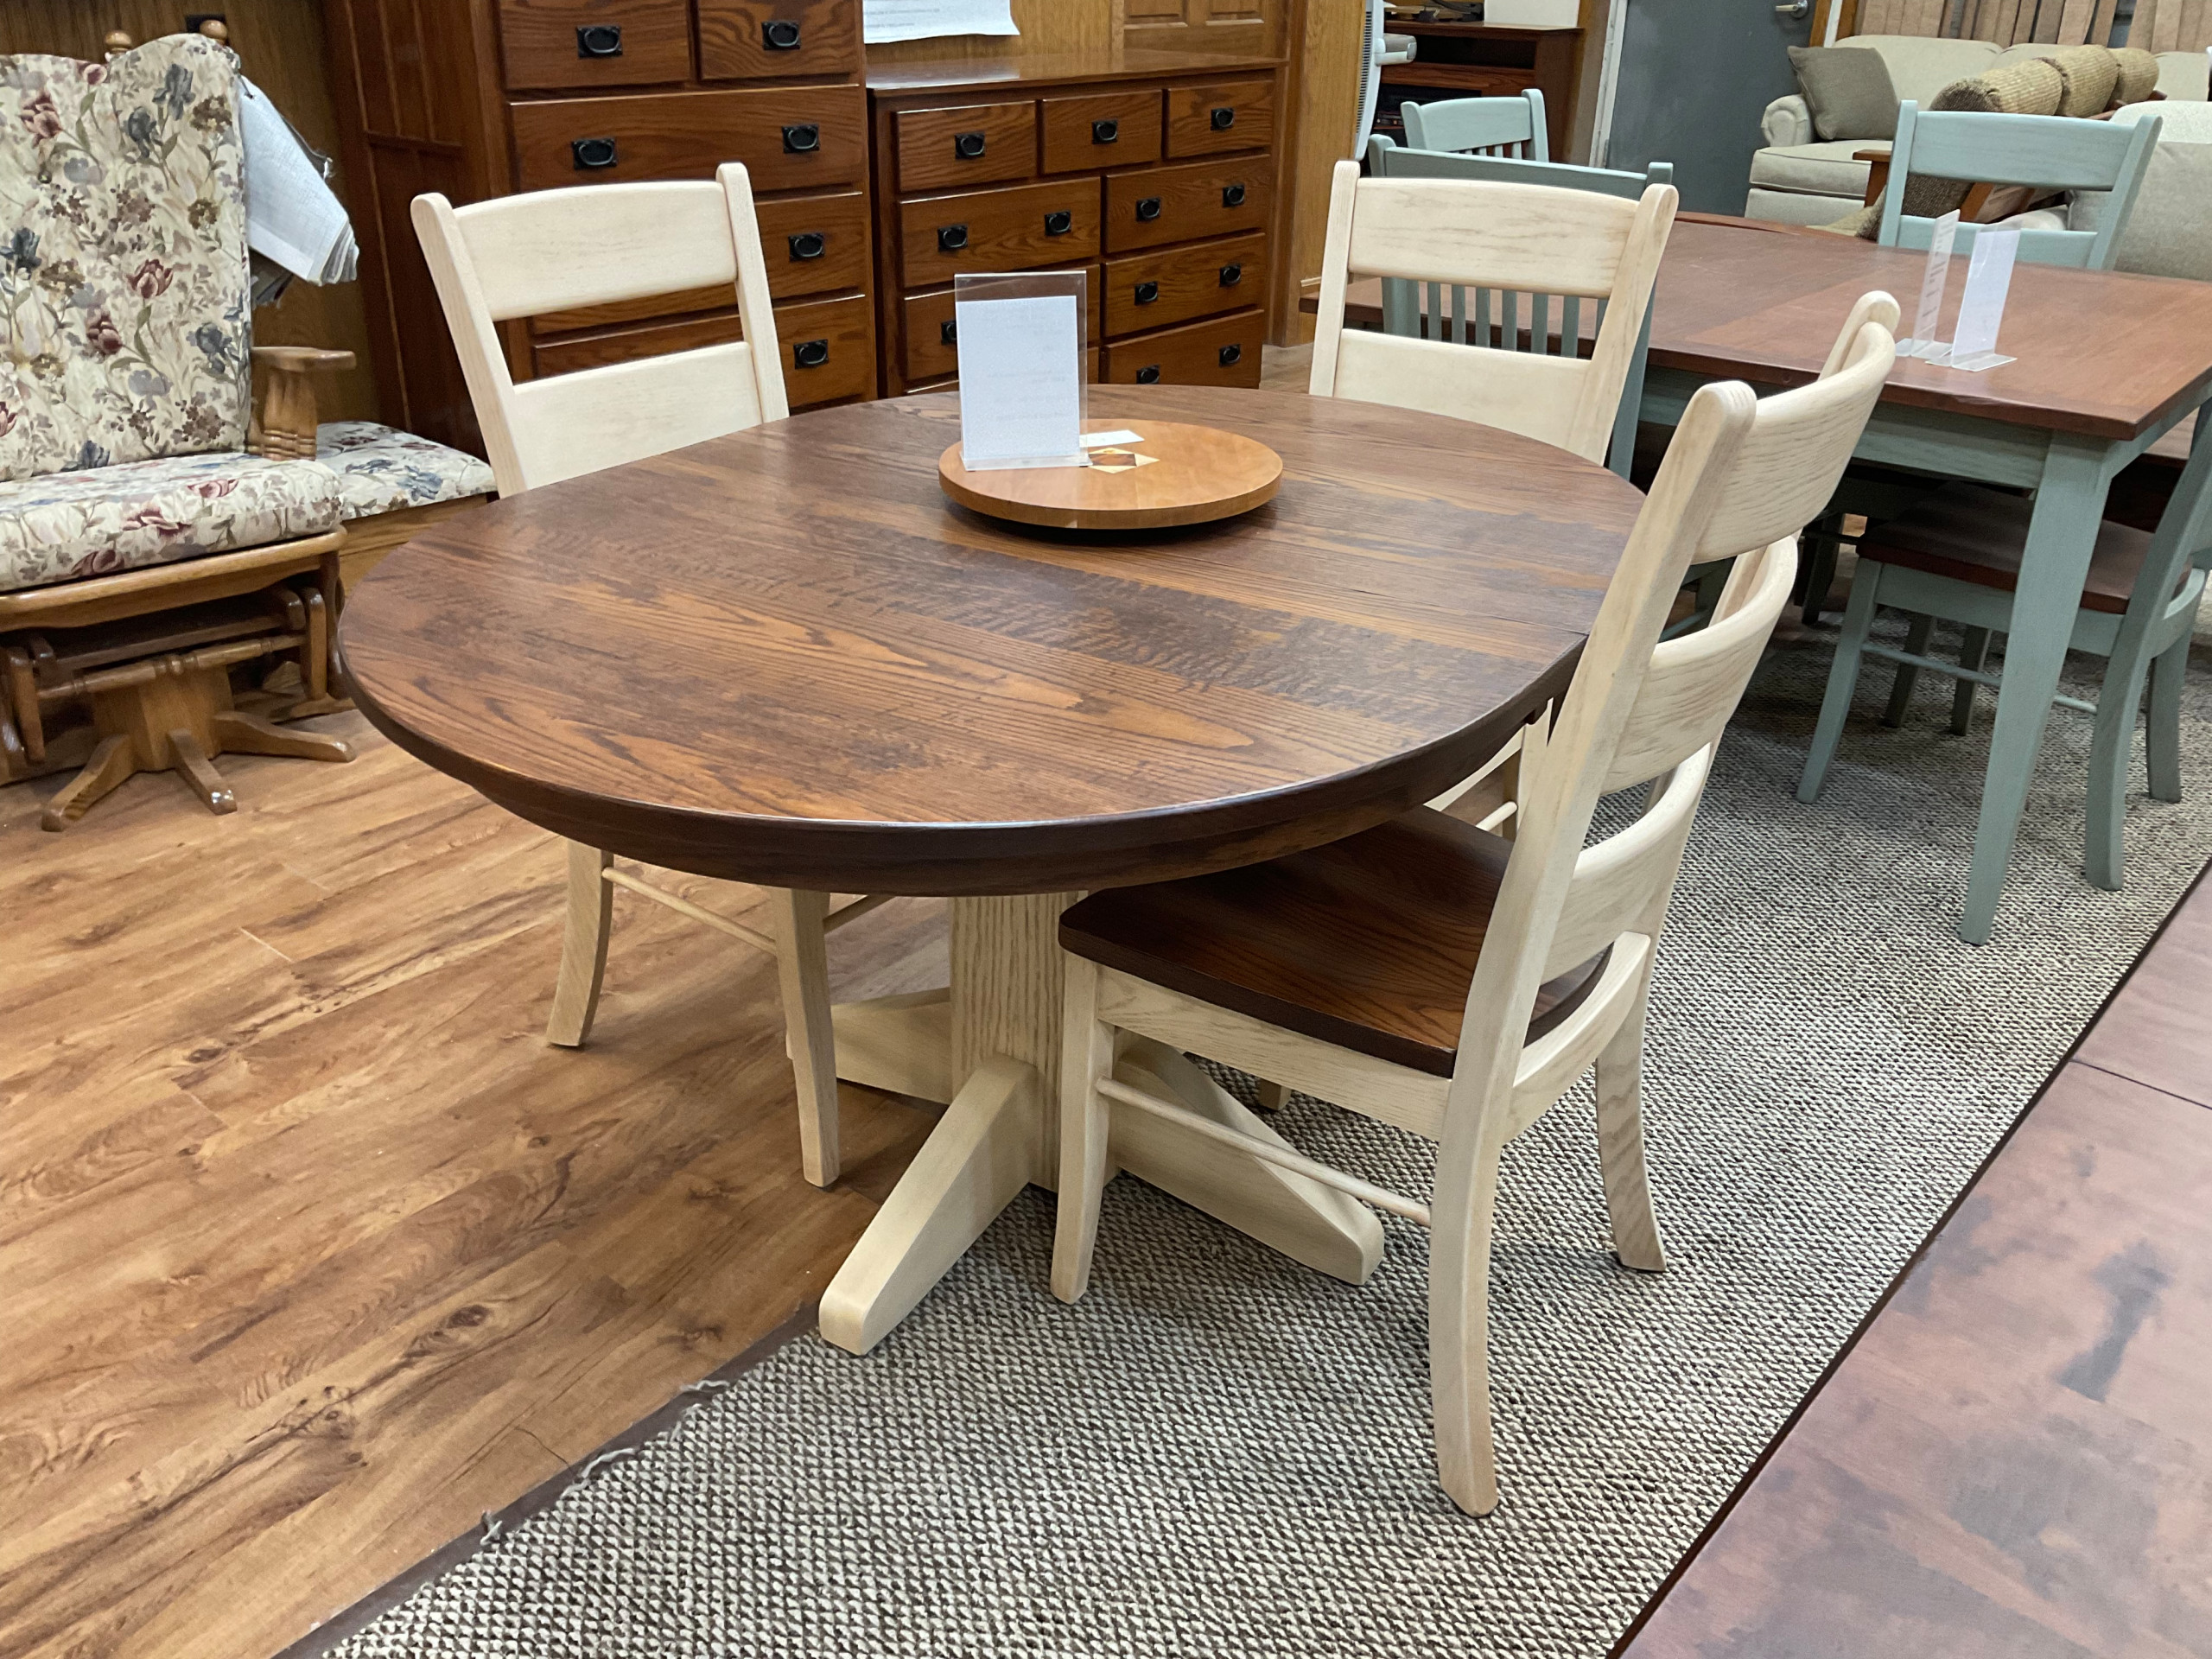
[2073,893,2212,1110]
[0,714,939,1659]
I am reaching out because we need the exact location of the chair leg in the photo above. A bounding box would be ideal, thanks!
[1593,982,1667,1274]
[1950,626,1991,735]
[1881,613,1934,728]
[1797,561,1885,804]
[1051,956,1117,1305]
[1799,521,1840,627]
[2146,631,2190,804]
[771,889,840,1187]
[546,842,613,1047]
[39,733,138,830]
[2085,650,2155,894]
[1428,1129,1507,1516]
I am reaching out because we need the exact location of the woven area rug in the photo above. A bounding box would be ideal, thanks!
[325,629,2212,1659]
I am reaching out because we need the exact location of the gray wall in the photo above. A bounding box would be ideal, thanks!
[1605,0,1811,215]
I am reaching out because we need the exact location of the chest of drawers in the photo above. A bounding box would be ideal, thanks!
[866,54,1287,401]
[328,0,877,455]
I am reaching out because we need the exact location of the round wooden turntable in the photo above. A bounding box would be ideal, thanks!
[938,421,1283,531]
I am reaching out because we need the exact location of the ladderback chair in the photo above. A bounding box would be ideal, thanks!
[413,167,862,1188]
[1401,90,1549,161]
[1879,102,2162,268]
[1308,159,1677,470]
[1052,296,1900,1516]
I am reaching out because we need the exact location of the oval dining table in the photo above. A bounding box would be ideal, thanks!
[338,385,1643,1356]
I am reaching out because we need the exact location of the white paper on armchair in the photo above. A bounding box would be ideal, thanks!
[863,0,1019,44]
[238,77,357,286]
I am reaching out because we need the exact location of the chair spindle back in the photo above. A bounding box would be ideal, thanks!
[1401,90,1549,161]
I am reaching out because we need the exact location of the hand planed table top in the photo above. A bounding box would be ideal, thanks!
[338,386,1644,897]
[1325,216,2212,443]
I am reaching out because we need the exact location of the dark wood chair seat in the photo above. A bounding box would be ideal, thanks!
[1859,482,2163,614]
[1058,807,1608,1077]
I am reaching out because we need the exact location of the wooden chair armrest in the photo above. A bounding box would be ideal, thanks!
[250,347,356,461]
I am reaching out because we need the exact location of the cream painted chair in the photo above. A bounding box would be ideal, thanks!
[1050,296,1900,1516]
[412,165,868,1187]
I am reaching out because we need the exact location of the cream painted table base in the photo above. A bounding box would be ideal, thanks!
[817,893,1387,1355]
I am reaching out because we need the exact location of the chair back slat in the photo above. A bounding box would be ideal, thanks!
[1878,102,2161,272]
[1401,90,1549,162]
[413,166,788,496]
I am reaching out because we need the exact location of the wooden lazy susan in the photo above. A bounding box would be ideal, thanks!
[938,422,1282,531]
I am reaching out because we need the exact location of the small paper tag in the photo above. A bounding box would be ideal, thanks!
[1088,448,1159,472]
[1081,429,1144,448]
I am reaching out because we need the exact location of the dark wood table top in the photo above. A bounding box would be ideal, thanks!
[1322,216,2212,443]
[1616,859,2212,1659]
[338,387,1642,897]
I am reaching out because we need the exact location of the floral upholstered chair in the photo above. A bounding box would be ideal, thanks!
[0,29,491,829]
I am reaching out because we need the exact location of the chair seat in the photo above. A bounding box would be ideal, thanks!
[0,451,341,595]
[1858,482,2160,614]
[1058,807,1607,1077]
[316,422,496,520]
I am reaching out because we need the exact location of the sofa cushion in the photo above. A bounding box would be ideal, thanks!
[1938,57,2065,116]
[2112,47,2162,105]
[2047,44,2121,115]
[2156,49,2210,100]
[1843,35,2002,106]
[0,36,250,484]
[0,450,339,594]
[315,422,495,520]
[1789,44,1902,139]
[2069,133,2212,280]
[1749,137,1889,198]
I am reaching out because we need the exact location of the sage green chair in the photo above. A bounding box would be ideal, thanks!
[1400,89,1548,161]
[1797,420,2212,894]
[1879,101,2162,270]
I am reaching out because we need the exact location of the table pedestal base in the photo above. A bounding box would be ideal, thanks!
[818,895,1386,1356]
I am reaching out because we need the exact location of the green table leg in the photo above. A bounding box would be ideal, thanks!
[1957,433,2115,944]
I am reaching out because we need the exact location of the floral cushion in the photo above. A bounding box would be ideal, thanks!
[317,421,495,519]
[0,36,250,483]
[0,449,338,594]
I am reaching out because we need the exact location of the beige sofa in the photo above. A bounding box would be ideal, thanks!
[1746,34,2212,226]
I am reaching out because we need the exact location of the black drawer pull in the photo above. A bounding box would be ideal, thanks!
[793,338,830,369]
[937,223,969,252]
[1092,118,1119,143]
[1211,105,1236,131]
[782,123,819,154]
[570,137,618,170]
[1222,181,1247,208]
[762,18,802,49]
[1218,343,1243,367]
[953,130,988,160]
[1135,196,1161,221]
[787,231,826,261]
[940,320,958,347]
[1135,365,1161,385]
[1043,209,1072,236]
[1134,280,1160,305]
[575,23,622,57]
[1219,263,1243,287]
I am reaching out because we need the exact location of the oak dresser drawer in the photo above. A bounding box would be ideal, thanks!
[901,266,1103,384]
[499,0,691,92]
[1166,79,1275,158]
[697,0,860,82]
[1100,230,1266,338]
[1040,91,1162,175]
[894,100,1037,191]
[1102,311,1265,389]
[532,292,874,404]
[899,178,1103,288]
[510,86,868,193]
[1104,158,1272,254]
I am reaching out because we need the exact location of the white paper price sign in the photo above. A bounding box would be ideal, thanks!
[953,270,1090,472]
[1900,210,1959,360]
[1946,226,2019,372]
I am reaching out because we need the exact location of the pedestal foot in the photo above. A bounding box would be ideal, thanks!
[40,734,137,830]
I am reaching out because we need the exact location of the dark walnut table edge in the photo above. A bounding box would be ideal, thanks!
[1605,848,2212,1657]
[336,644,1576,898]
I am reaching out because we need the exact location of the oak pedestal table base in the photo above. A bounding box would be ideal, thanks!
[338,387,1642,1358]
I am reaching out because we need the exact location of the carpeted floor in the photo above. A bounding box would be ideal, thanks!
[323,626,2212,1659]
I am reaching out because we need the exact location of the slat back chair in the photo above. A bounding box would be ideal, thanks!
[412,165,863,1189]
[1309,159,1678,468]
[1878,102,2161,270]
[1054,296,1901,1515]
[1400,88,1549,160]
[1365,138,1674,479]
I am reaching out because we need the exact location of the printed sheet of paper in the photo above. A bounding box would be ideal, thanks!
[956,294,1085,471]
[1901,210,1958,359]
[863,0,1019,44]
[238,77,357,284]
[1947,226,2019,372]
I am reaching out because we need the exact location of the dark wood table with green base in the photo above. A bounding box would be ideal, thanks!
[337,385,1643,1355]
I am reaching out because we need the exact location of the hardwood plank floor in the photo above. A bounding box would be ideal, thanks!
[0,713,945,1659]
